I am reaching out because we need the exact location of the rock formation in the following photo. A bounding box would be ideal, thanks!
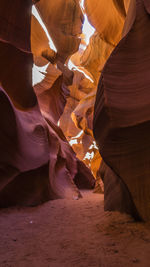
[35,0,84,62]
[93,0,150,221]
[1,0,150,222]
[0,0,95,207]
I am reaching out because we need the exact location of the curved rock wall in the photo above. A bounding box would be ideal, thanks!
[0,0,95,207]
[1,0,150,222]
[93,0,150,221]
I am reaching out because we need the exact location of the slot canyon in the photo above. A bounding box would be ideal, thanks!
[0,0,150,266]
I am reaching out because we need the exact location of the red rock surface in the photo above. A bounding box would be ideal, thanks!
[0,0,95,207]
[1,0,150,222]
[93,0,150,221]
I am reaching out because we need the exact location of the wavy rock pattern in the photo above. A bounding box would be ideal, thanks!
[35,0,84,62]
[2,0,149,221]
[81,32,114,84]
[59,69,102,179]
[31,15,55,66]
[84,0,125,46]
[0,0,95,207]
[93,0,150,221]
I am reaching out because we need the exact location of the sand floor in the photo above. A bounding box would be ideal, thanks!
[0,190,150,267]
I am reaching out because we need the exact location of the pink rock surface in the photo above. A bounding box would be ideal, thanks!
[0,0,95,207]
[93,0,150,221]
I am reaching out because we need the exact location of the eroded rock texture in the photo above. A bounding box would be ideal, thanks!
[1,0,149,221]
[84,0,125,45]
[93,0,150,221]
[35,0,84,62]
[0,0,95,207]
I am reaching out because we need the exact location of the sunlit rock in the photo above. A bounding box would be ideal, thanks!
[0,0,95,207]
[31,15,56,66]
[81,31,114,84]
[84,0,125,45]
[2,0,150,223]
[35,0,84,62]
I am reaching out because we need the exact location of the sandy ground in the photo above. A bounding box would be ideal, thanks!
[0,190,150,267]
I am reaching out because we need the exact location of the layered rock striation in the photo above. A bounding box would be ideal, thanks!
[93,0,150,221]
[0,0,95,207]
